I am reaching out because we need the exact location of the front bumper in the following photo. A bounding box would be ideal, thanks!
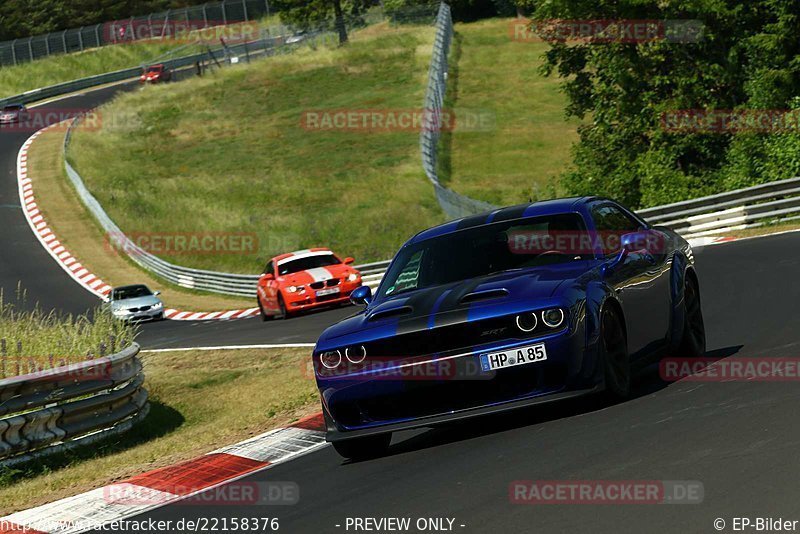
[113,307,164,322]
[284,281,361,311]
[318,318,603,441]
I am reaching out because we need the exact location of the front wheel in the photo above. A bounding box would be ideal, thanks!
[258,298,272,321]
[601,307,630,399]
[678,276,706,358]
[332,433,391,461]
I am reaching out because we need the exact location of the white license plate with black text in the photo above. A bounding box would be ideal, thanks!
[316,287,340,297]
[480,343,547,371]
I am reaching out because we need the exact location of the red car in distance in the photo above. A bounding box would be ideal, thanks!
[257,248,363,320]
[139,64,172,84]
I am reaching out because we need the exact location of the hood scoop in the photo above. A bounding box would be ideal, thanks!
[367,305,413,322]
[459,288,509,304]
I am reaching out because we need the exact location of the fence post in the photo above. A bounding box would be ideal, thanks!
[203,4,209,27]
[11,39,17,65]
[27,37,33,62]
[1,339,6,378]
[78,27,84,51]
[243,0,249,21]
[45,34,51,55]
[95,24,101,46]
[62,30,67,53]
[222,0,228,25]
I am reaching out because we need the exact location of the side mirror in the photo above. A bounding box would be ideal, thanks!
[343,257,355,265]
[153,290,161,296]
[262,273,274,281]
[350,285,372,306]
[601,230,658,277]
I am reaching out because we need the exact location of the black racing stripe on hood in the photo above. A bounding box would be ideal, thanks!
[490,204,528,223]
[431,277,485,329]
[456,213,489,230]
[394,284,454,335]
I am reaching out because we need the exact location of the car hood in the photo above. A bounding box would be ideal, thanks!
[110,295,161,309]
[280,263,355,286]
[318,260,597,346]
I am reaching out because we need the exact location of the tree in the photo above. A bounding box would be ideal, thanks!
[273,0,367,45]
[535,0,800,208]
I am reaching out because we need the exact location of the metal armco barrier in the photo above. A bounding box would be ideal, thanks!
[0,32,302,109]
[638,177,800,237]
[0,0,274,68]
[420,3,498,219]
[0,344,147,466]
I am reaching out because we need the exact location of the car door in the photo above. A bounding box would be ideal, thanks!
[590,202,672,358]
[259,260,280,311]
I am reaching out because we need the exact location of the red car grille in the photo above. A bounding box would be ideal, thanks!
[310,279,341,290]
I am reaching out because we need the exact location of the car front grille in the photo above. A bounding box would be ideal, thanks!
[127,305,152,312]
[310,279,341,290]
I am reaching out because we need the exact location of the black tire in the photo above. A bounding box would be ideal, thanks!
[276,294,288,320]
[258,298,272,322]
[601,306,630,399]
[332,433,391,460]
[678,275,706,358]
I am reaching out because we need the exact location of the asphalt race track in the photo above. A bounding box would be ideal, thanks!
[4,71,800,534]
[0,80,354,349]
[107,232,800,533]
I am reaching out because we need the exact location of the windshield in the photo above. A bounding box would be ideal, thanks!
[278,253,340,275]
[146,66,162,73]
[112,285,153,300]
[378,213,590,298]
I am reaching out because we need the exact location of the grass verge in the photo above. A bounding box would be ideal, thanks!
[0,293,136,378]
[68,22,444,273]
[0,19,284,99]
[27,126,254,311]
[0,346,318,514]
[440,18,580,206]
[717,221,800,240]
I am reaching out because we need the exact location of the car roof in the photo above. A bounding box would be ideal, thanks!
[406,196,595,245]
[112,284,150,291]
[271,247,333,263]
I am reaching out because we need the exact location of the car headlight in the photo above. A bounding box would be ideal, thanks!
[152,302,163,309]
[347,272,359,282]
[287,285,304,293]
[515,312,537,332]
[542,308,565,328]
[112,308,128,315]
[320,350,342,369]
[345,345,366,363]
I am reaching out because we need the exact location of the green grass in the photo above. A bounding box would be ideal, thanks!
[69,22,444,273]
[439,18,580,206]
[0,290,137,378]
[0,18,282,99]
[0,346,318,514]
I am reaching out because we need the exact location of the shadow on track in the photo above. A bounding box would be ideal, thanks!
[341,345,744,464]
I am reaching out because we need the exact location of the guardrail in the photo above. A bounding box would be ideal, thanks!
[0,32,307,109]
[0,344,147,466]
[638,177,800,237]
[47,2,800,299]
[420,3,497,219]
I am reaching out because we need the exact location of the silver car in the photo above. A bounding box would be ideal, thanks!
[107,284,165,321]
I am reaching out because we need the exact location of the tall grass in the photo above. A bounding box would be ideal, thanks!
[0,289,138,378]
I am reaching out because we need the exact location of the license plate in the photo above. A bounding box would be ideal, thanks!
[480,343,547,371]
[316,287,340,297]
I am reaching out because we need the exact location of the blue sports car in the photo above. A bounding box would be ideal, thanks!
[313,197,705,459]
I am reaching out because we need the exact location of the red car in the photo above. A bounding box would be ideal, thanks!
[257,248,362,320]
[139,64,172,84]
